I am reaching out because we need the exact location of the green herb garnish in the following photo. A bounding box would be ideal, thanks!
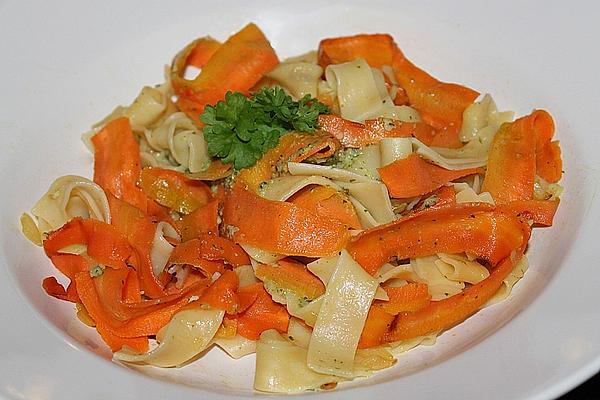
[89,264,105,278]
[200,87,329,170]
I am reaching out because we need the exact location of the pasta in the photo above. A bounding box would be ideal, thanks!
[307,250,378,377]
[22,24,563,393]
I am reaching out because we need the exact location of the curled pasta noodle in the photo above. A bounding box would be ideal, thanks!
[260,175,341,201]
[255,329,395,393]
[266,62,323,99]
[435,253,490,284]
[287,161,373,183]
[21,175,111,245]
[308,255,388,301]
[307,250,378,377]
[412,138,487,170]
[453,182,495,205]
[380,137,413,166]
[386,333,439,356]
[334,181,396,226]
[412,256,465,300]
[325,59,421,123]
[82,85,171,152]
[376,262,418,284]
[486,255,529,305]
[348,197,378,229]
[214,335,257,359]
[287,318,313,348]
[436,94,514,159]
[345,144,381,179]
[240,244,285,265]
[150,222,180,277]
[307,256,338,285]
[255,330,341,393]
[142,112,211,173]
[234,264,260,287]
[534,175,563,201]
[459,94,514,143]
[115,308,224,367]
[287,319,395,378]
[286,295,323,327]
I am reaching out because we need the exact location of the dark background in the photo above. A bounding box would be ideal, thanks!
[559,372,599,399]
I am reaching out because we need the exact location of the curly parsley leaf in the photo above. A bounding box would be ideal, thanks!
[200,87,330,170]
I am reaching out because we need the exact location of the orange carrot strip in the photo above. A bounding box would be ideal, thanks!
[383,244,528,342]
[171,37,221,89]
[172,23,279,122]
[378,283,432,315]
[407,185,457,215]
[348,204,527,275]
[47,253,89,281]
[92,117,147,212]
[223,184,350,257]
[187,160,233,181]
[168,240,225,277]
[392,48,479,148]
[358,306,395,349]
[498,199,560,227]
[288,185,362,229]
[96,324,148,353]
[237,286,260,314]
[44,218,130,271]
[318,114,438,148]
[317,33,396,68]
[394,86,409,106]
[186,38,221,69]
[169,235,250,269]
[529,109,562,183]
[237,132,340,192]
[378,154,484,198]
[190,270,239,314]
[537,140,562,183]
[254,258,325,301]
[107,194,166,298]
[481,110,550,204]
[43,218,134,302]
[356,283,432,348]
[235,283,290,340]
[43,218,86,255]
[174,198,219,242]
[138,167,212,214]
[42,276,78,303]
[84,220,132,270]
[75,268,210,338]
[195,234,250,267]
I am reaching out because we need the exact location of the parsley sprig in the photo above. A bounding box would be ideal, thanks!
[200,87,329,170]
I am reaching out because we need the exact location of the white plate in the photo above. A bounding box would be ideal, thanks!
[1,1,599,399]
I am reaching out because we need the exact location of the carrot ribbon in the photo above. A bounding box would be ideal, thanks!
[318,33,396,68]
[347,204,528,275]
[392,48,479,148]
[235,283,290,340]
[92,117,147,212]
[172,23,279,123]
[317,114,438,148]
[236,131,340,192]
[288,185,362,229]
[378,154,484,198]
[223,184,350,257]
[138,167,212,214]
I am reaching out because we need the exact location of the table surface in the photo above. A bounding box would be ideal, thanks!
[559,372,599,399]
